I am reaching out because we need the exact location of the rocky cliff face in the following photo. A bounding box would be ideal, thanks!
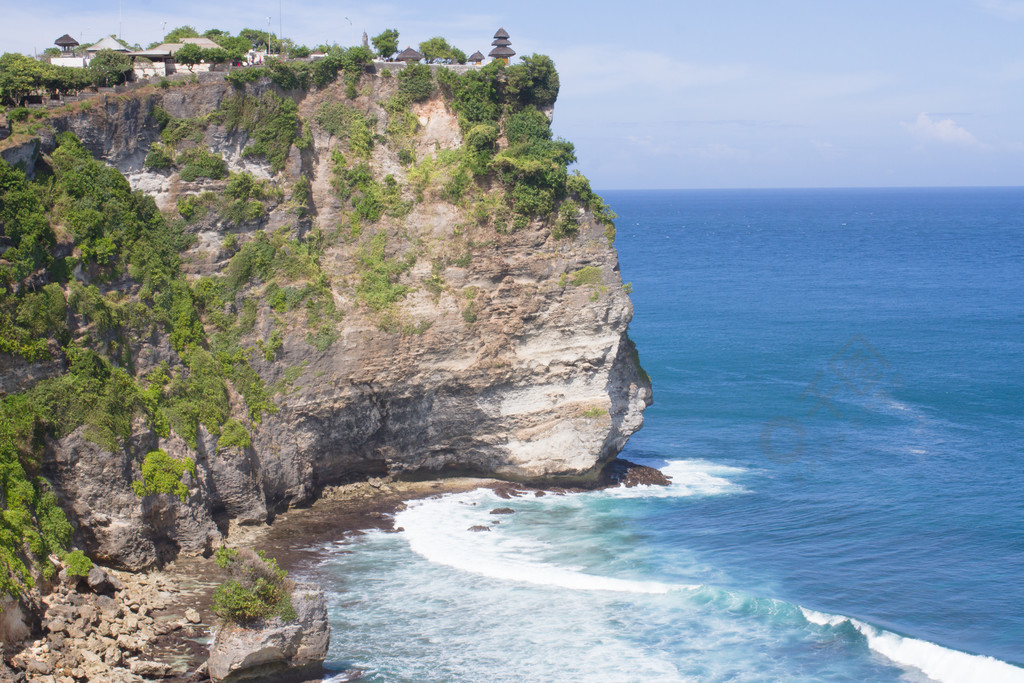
[9,66,651,571]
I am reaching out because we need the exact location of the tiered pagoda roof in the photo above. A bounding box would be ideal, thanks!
[488,27,515,59]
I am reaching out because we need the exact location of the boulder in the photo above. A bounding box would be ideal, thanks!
[128,659,169,677]
[87,566,123,595]
[207,583,329,683]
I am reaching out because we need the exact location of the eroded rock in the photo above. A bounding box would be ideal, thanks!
[208,583,329,683]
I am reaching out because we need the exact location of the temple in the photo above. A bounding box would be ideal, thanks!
[488,27,515,64]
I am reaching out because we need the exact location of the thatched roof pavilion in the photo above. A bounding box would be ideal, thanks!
[468,50,485,64]
[55,34,79,53]
[396,47,424,63]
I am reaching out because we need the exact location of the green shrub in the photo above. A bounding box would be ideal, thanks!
[265,58,311,90]
[218,418,251,451]
[305,325,338,351]
[570,266,603,287]
[132,448,196,502]
[144,143,174,170]
[355,232,414,311]
[504,107,552,146]
[218,91,301,173]
[381,96,419,152]
[212,547,295,625]
[552,200,580,239]
[160,116,205,147]
[177,193,210,222]
[63,549,93,577]
[290,176,311,216]
[315,102,374,158]
[397,63,433,102]
[178,147,227,181]
[225,67,265,86]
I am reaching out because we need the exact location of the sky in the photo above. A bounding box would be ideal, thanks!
[3,0,1024,189]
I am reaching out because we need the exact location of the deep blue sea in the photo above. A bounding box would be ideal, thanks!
[311,188,1024,682]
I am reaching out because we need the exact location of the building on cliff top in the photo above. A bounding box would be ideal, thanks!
[50,34,86,68]
[468,50,485,65]
[396,47,424,63]
[54,34,79,53]
[488,27,515,64]
[85,36,130,54]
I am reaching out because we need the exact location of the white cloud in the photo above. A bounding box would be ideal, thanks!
[901,113,978,145]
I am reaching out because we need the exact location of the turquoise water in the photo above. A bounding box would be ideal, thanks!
[310,188,1024,682]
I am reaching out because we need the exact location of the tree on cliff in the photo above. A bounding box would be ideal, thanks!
[174,44,204,71]
[210,34,252,62]
[164,25,200,43]
[0,53,37,105]
[505,54,560,108]
[240,28,272,52]
[372,29,399,59]
[418,36,466,64]
[88,49,132,87]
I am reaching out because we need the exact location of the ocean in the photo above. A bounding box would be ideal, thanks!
[309,188,1024,682]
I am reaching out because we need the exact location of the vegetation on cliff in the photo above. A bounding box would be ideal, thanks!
[212,547,295,624]
[0,132,277,598]
[0,45,635,598]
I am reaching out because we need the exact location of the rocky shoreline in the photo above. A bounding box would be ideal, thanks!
[2,461,668,682]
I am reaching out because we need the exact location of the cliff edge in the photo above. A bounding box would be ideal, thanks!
[0,56,651,575]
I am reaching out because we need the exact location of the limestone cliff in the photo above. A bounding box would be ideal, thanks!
[1,62,651,571]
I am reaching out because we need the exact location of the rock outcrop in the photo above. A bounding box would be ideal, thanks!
[207,584,329,683]
[4,67,652,571]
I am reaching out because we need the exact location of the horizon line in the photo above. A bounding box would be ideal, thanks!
[593,184,1024,192]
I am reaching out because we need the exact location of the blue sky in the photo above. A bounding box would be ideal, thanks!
[4,0,1024,189]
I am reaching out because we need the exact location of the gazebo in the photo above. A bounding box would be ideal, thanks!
[488,27,515,64]
[54,34,79,54]
[396,47,424,63]
[468,50,485,65]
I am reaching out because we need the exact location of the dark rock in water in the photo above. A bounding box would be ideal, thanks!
[467,525,491,532]
[600,459,671,488]
[207,583,329,683]
[490,508,515,515]
[488,483,528,500]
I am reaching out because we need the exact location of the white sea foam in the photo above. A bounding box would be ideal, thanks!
[395,460,1023,682]
[396,491,696,594]
[598,458,748,499]
[801,608,1024,683]
[395,459,743,593]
